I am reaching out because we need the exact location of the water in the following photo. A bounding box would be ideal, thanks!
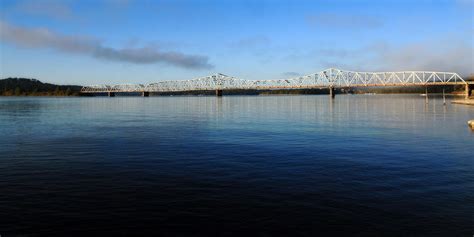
[0,95,472,236]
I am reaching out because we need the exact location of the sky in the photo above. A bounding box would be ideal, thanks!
[0,0,473,85]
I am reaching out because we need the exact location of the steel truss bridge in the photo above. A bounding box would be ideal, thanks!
[81,68,472,97]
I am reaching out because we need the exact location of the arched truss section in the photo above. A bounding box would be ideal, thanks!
[81,68,466,93]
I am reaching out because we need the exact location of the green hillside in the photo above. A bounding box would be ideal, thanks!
[0,78,82,96]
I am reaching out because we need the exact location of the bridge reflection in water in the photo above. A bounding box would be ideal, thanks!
[80,68,473,98]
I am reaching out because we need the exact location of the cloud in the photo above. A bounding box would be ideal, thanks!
[15,0,74,20]
[281,72,301,77]
[13,0,133,20]
[284,37,472,77]
[318,61,361,71]
[0,21,213,69]
[306,14,383,29]
[370,40,473,77]
[316,40,473,77]
[456,0,474,7]
[317,48,352,58]
[227,36,275,64]
[93,46,211,68]
[229,36,271,49]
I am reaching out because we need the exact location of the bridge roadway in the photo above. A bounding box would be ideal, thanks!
[80,68,473,98]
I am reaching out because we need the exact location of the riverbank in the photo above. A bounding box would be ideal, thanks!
[1,78,81,96]
[452,99,474,106]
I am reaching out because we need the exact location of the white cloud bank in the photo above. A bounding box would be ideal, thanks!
[0,20,213,69]
[318,40,473,77]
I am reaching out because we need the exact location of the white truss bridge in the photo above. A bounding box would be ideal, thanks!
[81,68,470,94]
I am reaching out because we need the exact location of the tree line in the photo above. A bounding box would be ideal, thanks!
[0,78,82,96]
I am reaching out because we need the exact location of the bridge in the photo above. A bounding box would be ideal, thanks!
[81,68,473,98]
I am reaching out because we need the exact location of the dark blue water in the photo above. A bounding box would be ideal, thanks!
[0,95,473,236]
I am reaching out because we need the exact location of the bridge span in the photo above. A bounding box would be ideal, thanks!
[81,68,472,98]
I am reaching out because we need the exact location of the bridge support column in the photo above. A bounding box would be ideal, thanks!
[466,84,472,99]
[108,92,115,97]
[142,91,149,97]
[329,87,335,99]
[216,89,223,97]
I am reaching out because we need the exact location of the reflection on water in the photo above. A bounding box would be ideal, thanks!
[0,95,473,236]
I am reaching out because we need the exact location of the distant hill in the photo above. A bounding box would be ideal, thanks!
[0,78,82,96]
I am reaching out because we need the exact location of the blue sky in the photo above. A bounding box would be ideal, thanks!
[0,0,472,85]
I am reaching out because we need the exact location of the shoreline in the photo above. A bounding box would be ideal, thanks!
[452,99,474,106]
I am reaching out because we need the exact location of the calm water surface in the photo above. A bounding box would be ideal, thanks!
[0,95,473,236]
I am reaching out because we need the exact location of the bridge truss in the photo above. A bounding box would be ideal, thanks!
[81,68,466,93]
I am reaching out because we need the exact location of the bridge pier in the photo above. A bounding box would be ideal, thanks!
[108,92,115,97]
[216,89,223,97]
[466,84,472,99]
[329,87,335,98]
[142,91,149,97]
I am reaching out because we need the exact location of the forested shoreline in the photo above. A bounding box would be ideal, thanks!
[0,78,82,96]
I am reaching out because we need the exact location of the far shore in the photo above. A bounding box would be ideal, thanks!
[452,99,474,106]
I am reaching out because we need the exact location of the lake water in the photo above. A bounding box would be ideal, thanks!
[0,95,473,236]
